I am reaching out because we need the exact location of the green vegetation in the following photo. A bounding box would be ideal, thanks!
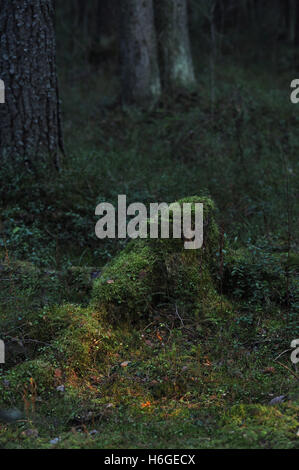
[92,196,219,323]
[0,35,298,450]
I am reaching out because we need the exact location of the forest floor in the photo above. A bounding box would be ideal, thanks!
[0,55,298,449]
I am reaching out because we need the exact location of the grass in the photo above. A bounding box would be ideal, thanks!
[0,52,298,449]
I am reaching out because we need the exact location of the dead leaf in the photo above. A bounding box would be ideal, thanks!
[54,368,62,378]
[121,361,130,368]
[141,401,151,408]
[203,357,212,367]
[263,367,275,374]
[156,331,163,342]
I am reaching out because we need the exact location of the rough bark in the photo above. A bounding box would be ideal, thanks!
[155,0,196,91]
[0,0,64,168]
[120,0,161,107]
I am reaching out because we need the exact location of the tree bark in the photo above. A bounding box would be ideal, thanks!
[0,0,64,169]
[288,0,297,44]
[155,0,196,91]
[120,0,161,107]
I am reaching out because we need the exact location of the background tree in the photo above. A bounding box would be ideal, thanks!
[0,0,64,169]
[155,0,196,91]
[287,0,297,45]
[119,0,161,107]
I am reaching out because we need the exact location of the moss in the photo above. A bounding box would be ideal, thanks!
[0,258,99,319]
[224,402,299,430]
[92,241,158,322]
[218,403,299,448]
[27,304,109,373]
[5,303,96,351]
[0,305,111,404]
[48,306,105,375]
[0,359,55,403]
[0,258,41,292]
[0,262,100,366]
[0,257,62,335]
[61,266,99,304]
[92,196,220,323]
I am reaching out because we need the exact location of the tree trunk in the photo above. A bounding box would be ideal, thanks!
[0,0,64,169]
[155,0,196,91]
[288,0,297,44]
[120,0,161,107]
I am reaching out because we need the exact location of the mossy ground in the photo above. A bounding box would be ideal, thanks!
[0,211,298,449]
[0,310,298,448]
[0,48,298,448]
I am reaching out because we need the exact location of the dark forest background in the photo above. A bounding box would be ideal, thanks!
[1,0,298,265]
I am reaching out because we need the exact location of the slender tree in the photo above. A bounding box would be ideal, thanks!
[287,0,297,44]
[155,0,196,91]
[0,0,64,169]
[120,0,161,107]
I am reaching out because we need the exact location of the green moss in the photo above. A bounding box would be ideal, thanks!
[92,196,220,323]
[0,258,62,344]
[0,258,41,293]
[61,266,98,303]
[8,303,98,349]
[92,241,158,322]
[0,359,55,403]
[0,258,99,326]
[29,303,110,374]
[0,304,112,405]
[218,403,299,448]
[49,306,105,375]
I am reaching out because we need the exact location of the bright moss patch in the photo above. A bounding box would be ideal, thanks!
[92,241,158,322]
[0,305,112,404]
[219,403,299,449]
[92,196,221,323]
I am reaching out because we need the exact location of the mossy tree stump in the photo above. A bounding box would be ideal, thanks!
[92,196,220,323]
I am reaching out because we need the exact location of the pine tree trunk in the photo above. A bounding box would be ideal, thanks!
[155,0,196,91]
[0,0,64,169]
[120,0,161,107]
[288,0,297,44]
